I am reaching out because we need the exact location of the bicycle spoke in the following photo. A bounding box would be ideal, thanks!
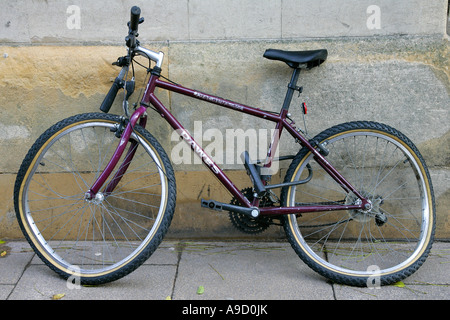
[284,122,433,284]
[17,114,175,281]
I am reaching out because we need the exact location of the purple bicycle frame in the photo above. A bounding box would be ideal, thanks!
[87,72,368,216]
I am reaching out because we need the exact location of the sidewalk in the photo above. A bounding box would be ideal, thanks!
[1,240,449,301]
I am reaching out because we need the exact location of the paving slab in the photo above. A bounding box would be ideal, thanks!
[7,264,177,300]
[0,241,34,284]
[334,282,449,300]
[173,242,334,300]
[333,242,450,300]
[1,240,448,301]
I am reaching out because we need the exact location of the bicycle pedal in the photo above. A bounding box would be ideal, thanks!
[201,199,260,218]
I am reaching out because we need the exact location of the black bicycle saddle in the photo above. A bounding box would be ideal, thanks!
[263,48,328,69]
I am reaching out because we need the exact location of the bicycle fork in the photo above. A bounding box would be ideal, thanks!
[84,106,147,202]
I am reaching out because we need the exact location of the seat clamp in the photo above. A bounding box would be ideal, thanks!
[288,84,303,95]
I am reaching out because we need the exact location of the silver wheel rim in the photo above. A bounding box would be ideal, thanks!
[288,131,431,276]
[21,121,168,276]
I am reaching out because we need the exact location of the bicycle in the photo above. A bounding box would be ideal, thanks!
[14,6,435,287]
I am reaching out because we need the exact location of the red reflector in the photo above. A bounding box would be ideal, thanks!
[302,103,307,115]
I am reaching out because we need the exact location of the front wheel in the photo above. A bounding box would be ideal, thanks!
[281,121,435,287]
[14,113,176,285]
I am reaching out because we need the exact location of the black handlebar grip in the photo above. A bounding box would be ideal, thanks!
[129,6,141,32]
[100,77,123,113]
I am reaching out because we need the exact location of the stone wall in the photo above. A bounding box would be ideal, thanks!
[1,0,448,239]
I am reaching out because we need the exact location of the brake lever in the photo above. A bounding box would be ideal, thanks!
[125,78,135,101]
[113,56,131,67]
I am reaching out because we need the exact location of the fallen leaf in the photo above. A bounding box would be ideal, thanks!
[0,251,6,257]
[165,296,172,300]
[393,281,405,288]
[52,293,66,300]
[0,240,6,245]
[197,285,205,295]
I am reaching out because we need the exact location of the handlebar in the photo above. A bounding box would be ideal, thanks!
[126,6,144,48]
[129,6,141,33]
[99,67,128,113]
[99,77,123,113]
[100,6,165,114]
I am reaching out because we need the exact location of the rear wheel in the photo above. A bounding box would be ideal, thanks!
[14,113,176,285]
[281,121,435,287]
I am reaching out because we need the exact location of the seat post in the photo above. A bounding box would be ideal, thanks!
[281,68,301,111]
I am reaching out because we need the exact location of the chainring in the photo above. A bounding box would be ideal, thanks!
[228,187,275,234]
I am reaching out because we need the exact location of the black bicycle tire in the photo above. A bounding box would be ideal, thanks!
[14,112,177,285]
[280,121,436,287]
